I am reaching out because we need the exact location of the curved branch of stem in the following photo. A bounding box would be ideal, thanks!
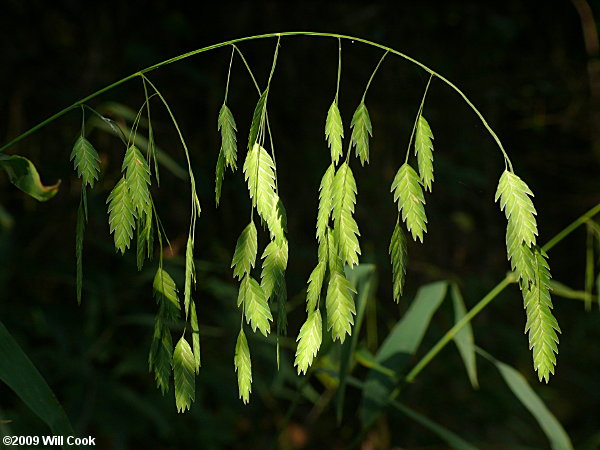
[0,31,512,169]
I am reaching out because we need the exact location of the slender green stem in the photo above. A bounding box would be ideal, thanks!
[335,38,342,103]
[82,104,127,144]
[405,275,514,383]
[543,202,600,252]
[361,51,388,102]
[224,46,235,103]
[80,105,85,137]
[0,31,512,169]
[267,35,281,88]
[141,77,159,184]
[232,45,260,92]
[407,202,600,383]
[353,202,600,445]
[405,74,434,164]
[585,225,594,310]
[140,75,199,209]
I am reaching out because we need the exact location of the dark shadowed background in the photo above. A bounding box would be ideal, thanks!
[0,1,599,449]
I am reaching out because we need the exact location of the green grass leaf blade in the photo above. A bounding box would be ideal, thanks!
[360,281,447,425]
[451,284,479,388]
[391,401,479,450]
[337,264,377,423]
[234,329,252,404]
[415,116,434,192]
[71,136,101,187]
[173,337,195,413]
[0,321,76,441]
[231,221,258,280]
[325,100,344,164]
[350,101,372,165]
[391,163,428,242]
[488,354,573,450]
[0,154,60,201]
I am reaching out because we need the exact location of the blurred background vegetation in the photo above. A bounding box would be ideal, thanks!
[0,1,599,448]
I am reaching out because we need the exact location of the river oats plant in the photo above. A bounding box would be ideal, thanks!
[1,31,598,447]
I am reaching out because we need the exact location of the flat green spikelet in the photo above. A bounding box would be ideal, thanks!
[173,337,195,413]
[524,247,560,383]
[215,149,226,205]
[326,267,356,343]
[326,226,343,274]
[218,103,238,170]
[306,261,326,313]
[248,89,268,150]
[122,145,151,215]
[106,177,136,254]
[243,144,281,237]
[317,226,330,267]
[496,170,539,286]
[260,237,288,300]
[332,163,361,266]
[389,218,408,302]
[190,301,201,374]
[71,136,101,187]
[316,163,335,242]
[231,221,258,280]
[148,268,182,393]
[148,320,173,394]
[136,220,146,271]
[415,115,434,192]
[325,100,344,164]
[239,276,273,336]
[269,194,287,243]
[391,163,428,242]
[350,101,372,165]
[234,329,252,404]
[495,170,538,247]
[506,228,536,286]
[153,268,181,315]
[294,310,322,374]
[184,235,196,316]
